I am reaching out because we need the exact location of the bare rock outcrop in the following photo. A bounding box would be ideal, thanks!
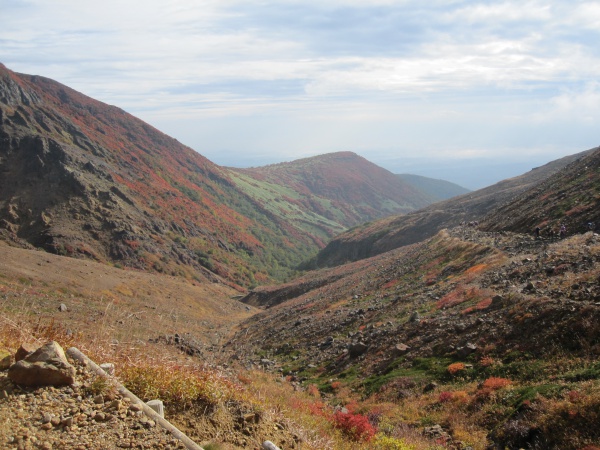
[8,341,75,386]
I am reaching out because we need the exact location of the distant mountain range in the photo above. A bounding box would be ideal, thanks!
[0,63,455,286]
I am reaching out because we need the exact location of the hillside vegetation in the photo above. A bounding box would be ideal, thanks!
[1,63,599,449]
[230,152,433,240]
[0,64,440,288]
[311,147,597,269]
[231,228,600,449]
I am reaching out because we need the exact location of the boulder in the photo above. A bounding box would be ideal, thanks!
[8,341,75,386]
[456,342,478,358]
[391,343,410,358]
[348,341,368,358]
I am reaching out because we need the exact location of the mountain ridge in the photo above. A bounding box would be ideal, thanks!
[310,147,597,269]
[228,151,435,239]
[396,173,470,201]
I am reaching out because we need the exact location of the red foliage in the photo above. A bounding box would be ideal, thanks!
[567,390,582,403]
[437,285,467,309]
[382,279,399,289]
[332,410,376,442]
[439,391,454,403]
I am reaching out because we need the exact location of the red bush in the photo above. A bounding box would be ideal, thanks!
[439,391,454,403]
[332,411,376,442]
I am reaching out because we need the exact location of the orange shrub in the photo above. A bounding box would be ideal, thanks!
[452,390,470,404]
[482,377,512,390]
[448,362,466,375]
[307,384,321,398]
[465,264,488,275]
[479,356,496,367]
[331,381,342,391]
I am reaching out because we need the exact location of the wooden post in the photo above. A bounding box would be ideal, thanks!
[67,347,203,450]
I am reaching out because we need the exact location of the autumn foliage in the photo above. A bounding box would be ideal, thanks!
[332,410,377,442]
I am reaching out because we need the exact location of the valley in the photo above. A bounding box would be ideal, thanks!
[1,63,599,449]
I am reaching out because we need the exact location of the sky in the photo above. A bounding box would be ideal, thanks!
[1,1,599,189]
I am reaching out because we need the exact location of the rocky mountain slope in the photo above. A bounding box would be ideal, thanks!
[0,63,289,287]
[310,148,597,268]
[0,64,440,287]
[480,147,600,236]
[396,174,470,201]
[229,227,600,448]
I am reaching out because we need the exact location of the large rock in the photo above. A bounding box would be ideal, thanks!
[8,341,75,386]
[348,341,368,358]
[391,343,410,358]
[456,342,478,358]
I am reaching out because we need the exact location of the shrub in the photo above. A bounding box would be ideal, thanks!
[479,356,496,368]
[452,390,470,404]
[307,384,321,398]
[448,362,466,375]
[120,364,230,407]
[483,377,512,390]
[372,434,416,449]
[439,391,454,403]
[331,381,342,391]
[333,410,377,442]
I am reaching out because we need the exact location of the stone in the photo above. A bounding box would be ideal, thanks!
[0,349,13,370]
[456,342,478,358]
[15,343,37,362]
[129,403,143,412]
[58,303,68,312]
[391,343,410,358]
[263,441,282,450]
[146,399,164,418]
[423,382,438,392]
[8,341,76,386]
[100,363,115,376]
[348,341,368,358]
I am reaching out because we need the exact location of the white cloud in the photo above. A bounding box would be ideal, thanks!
[446,1,552,23]
[1,0,599,186]
[567,2,600,29]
